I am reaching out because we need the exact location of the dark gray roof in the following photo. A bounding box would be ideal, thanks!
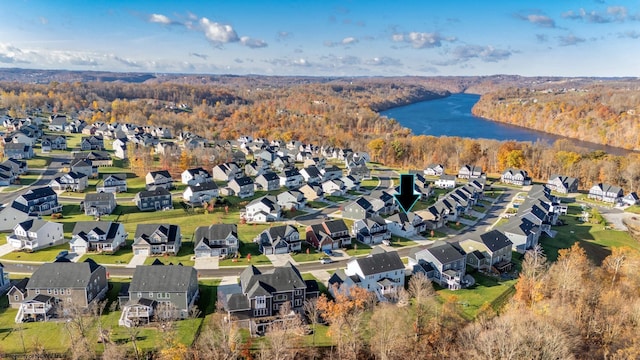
[232,176,254,186]
[239,262,306,297]
[137,187,171,198]
[425,242,465,264]
[84,192,115,203]
[129,265,196,292]
[354,250,404,276]
[72,221,120,240]
[17,219,49,232]
[189,182,218,192]
[324,219,349,234]
[195,224,237,243]
[479,230,513,252]
[103,173,127,181]
[134,224,179,242]
[27,259,102,289]
[21,187,56,201]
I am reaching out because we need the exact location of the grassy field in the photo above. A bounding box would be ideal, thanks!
[360,177,379,190]
[142,242,195,267]
[78,240,135,265]
[343,241,371,256]
[218,223,273,266]
[437,273,517,320]
[291,242,323,263]
[626,205,640,214]
[0,242,69,262]
[25,155,51,169]
[389,235,417,248]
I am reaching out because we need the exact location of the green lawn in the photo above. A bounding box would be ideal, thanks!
[25,155,51,169]
[343,241,372,256]
[218,223,273,266]
[389,235,417,248]
[0,242,69,262]
[142,242,195,267]
[423,229,447,240]
[78,240,134,265]
[307,201,327,209]
[291,242,322,263]
[360,177,379,190]
[15,173,40,186]
[447,222,466,231]
[626,205,640,214]
[325,195,348,203]
[437,273,517,320]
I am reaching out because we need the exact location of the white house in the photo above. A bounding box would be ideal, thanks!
[328,249,405,302]
[7,220,65,251]
[181,167,212,186]
[183,182,219,205]
[243,196,281,222]
[69,221,127,254]
[434,174,456,189]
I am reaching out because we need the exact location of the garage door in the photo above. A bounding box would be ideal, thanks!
[134,249,149,256]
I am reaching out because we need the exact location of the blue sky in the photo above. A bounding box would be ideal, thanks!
[0,0,639,76]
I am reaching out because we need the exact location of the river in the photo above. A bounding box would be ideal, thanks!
[380,93,633,155]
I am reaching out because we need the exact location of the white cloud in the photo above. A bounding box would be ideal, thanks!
[112,55,142,68]
[562,6,639,23]
[240,36,267,48]
[393,32,456,49]
[342,37,358,45]
[189,52,208,60]
[149,14,173,25]
[199,18,239,44]
[435,45,512,66]
[364,56,402,66]
[558,34,586,46]
[515,12,556,28]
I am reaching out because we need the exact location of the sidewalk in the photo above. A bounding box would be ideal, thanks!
[0,243,14,257]
[266,253,299,266]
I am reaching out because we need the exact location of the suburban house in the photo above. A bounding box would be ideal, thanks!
[434,174,456,189]
[385,212,427,237]
[48,114,68,132]
[4,143,34,159]
[74,151,112,167]
[112,138,128,159]
[243,196,281,222]
[4,158,27,175]
[12,187,62,216]
[279,168,304,189]
[588,183,624,204]
[501,168,532,186]
[194,224,239,258]
[328,249,405,301]
[321,165,343,181]
[119,265,199,327]
[97,174,128,193]
[341,175,360,192]
[409,242,467,290]
[499,217,540,254]
[212,162,242,182]
[300,165,322,184]
[69,221,127,254]
[217,263,318,334]
[7,220,65,251]
[306,219,352,250]
[298,183,323,202]
[183,182,219,205]
[134,187,173,211]
[546,175,579,194]
[623,192,639,206]
[321,179,345,196]
[342,197,374,220]
[70,158,97,178]
[228,176,255,198]
[352,215,391,245]
[80,135,104,151]
[276,189,306,210]
[82,192,117,216]
[424,164,444,176]
[181,167,212,186]
[255,172,281,191]
[457,164,483,179]
[49,171,88,193]
[244,160,269,177]
[254,225,302,255]
[132,224,181,256]
[40,135,67,152]
[15,259,108,323]
[459,229,513,272]
[145,170,174,190]
[7,278,29,308]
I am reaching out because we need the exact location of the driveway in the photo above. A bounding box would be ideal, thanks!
[126,253,148,268]
[0,243,14,257]
[267,254,298,267]
[194,256,219,270]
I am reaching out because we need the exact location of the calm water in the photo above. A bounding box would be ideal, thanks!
[380,93,633,155]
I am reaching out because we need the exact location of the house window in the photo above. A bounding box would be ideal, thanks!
[54,289,58,295]
[149,292,153,298]
[14,295,19,301]
[137,292,142,298]
[294,289,302,296]
[274,294,286,302]
[35,289,40,295]
[294,299,302,307]
[254,308,268,317]
[66,289,71,295]
[255,296,266,309]
[47,289,52,295]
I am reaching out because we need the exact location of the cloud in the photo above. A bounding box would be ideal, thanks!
[342,37,358,45]
[515,12,556,28]
[69,58,99,66]
[189,52,208,60]
[112,55,142,68]
[240,36,267,48]
[562,6,639,23]
[199,18,239,45]
[435,45,512,66]
[0,54,17,63]
[148,13,177,25]
[558,34,586,46]
[363,56,402,66]
[618,30,640,39]
[392,31,456,49]
[536,34,549,42]
[277,31,292,41]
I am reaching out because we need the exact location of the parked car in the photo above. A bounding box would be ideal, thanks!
[320,257,334,264]
[56,250,69,259]
[382,239,391,246]
[323,249,334,256]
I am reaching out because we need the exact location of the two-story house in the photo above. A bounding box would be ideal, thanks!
[134,188,173,211]
[328,249,405,301]
[181,167,212,186]
[40,135,67,153]
[547,174,579,194]
[352,215,391,245]
[342,197,374,220]
[82,192,117,216]
[385,212,427,237]
[300,165,322,184]
[254,224,302,255]
[434,174,456,189]
[212,162,242,182]
[132,224,181,256]
[11,187,62,216]
[588,183,624,204]
[70,158,97,178]
[424,164,444,176]
[306,219,352,250]
[458,164,483,179]
[97,174,128,193]
[194,223,239,258]
[16,259,108,323]
[145,170,174,191]
[49,171,88,193]
[80,135,104,151]
[501,168,532,186]
[69,221,127,254]
[254,172,281,192]
[7,219,65,251]
[279,168,304,189]
[217,263,318,334]
[4,143,34,160]
[119,265,199,327]
[183,182,219,205]
[276,189,306,210]
[409,242,467,290]
[243,196,281,222]
[228,176,255,199]
[459,229,513,272]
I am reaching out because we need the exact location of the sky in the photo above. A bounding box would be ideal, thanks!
[0,0,639,77]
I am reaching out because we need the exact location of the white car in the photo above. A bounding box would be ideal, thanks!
[382,239,391,246]
[319,257,334,264]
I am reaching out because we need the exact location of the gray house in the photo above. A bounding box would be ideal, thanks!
[4,143,34,160]
[409,242,467,290]
[134,188,173,211]
[132,224,181,256]
[194,223,239,258]
[82,192,117,216]
[97,174,128,193]
[16,259,108,323]
[119,265,199,327]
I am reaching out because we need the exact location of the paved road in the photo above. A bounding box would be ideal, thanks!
[0,155,68,205]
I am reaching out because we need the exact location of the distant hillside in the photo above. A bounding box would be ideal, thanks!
[472,81,640,151]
